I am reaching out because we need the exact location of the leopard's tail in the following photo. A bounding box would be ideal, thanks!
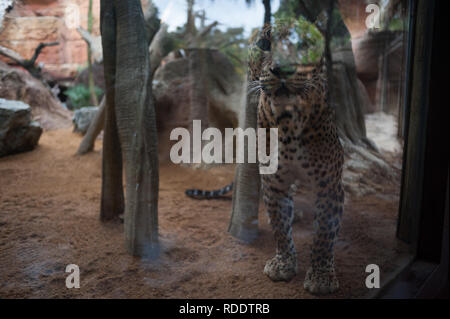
[185,183,233,200]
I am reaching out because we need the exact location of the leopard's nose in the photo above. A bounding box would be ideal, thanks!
[270,64,296,79]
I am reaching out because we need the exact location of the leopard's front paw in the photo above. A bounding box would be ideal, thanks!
[303,267,339,295]
[263,254,298,282]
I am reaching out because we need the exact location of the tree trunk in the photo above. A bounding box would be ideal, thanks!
[332,47,375,150]
[186,0,196,39]
[100,0,124,222]
[228,79,260,243]
[114,0,159,257]
[262,0,271,25]
[77,22,170,155]
[228,23,267,242]
[100,0,159,258]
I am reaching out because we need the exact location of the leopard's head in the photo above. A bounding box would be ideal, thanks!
[248,21,326,121]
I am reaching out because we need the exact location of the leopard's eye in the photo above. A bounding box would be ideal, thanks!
[256,38,271,52]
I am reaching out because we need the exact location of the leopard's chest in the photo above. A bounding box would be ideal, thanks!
[278,112,338,166]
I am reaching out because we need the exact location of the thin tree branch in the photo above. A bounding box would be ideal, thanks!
[0,42,59,81]
[77,27,103,63]
[197,21,218,39]
[29,42,59,66]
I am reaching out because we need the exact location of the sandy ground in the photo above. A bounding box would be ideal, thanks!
[0,126,408,299]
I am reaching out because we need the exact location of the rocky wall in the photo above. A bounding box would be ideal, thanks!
[0,0,100,78]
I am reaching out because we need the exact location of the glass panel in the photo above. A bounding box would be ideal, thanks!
[0,0,412,299]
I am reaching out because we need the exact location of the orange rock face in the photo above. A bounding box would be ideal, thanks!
[0,0,101,78]
[339,0,375,39]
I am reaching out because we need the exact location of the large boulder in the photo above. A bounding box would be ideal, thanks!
[0,98,42,157]
[72,106,98,135]
[153,49,244,162]
[0,61,72,130]
[153,49,243,129]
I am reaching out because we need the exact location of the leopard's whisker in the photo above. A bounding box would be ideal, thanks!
[247,85,263,96]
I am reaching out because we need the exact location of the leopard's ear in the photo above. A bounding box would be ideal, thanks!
[261,23,272,39]
[256,23,272,52]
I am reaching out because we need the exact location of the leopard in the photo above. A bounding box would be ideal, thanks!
[186,21,345,295]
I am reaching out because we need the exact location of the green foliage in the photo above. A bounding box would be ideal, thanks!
[165,0,350,74]
[65,84,103,109]
[293,16,324,64]
[387,17,406,31]
[273,3,325,64]
[274,0,351,52]
[267,15,324,64]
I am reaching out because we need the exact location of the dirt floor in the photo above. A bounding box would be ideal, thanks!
[0,127,408,299]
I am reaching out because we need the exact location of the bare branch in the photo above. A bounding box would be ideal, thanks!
[0,45,25,65]
[188,20,218,48]
[29,42,59,66]
[77,27,103,63]
[76,96,106,155]
[197,21,218,39]
[0,42,59,81]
